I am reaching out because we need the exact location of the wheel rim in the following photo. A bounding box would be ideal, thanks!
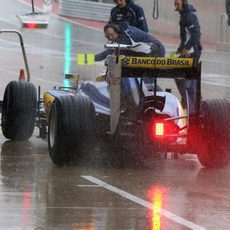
[49,107,56,149]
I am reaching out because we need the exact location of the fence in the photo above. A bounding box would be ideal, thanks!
[59,0,114,22]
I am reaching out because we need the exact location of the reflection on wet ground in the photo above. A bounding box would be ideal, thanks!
[1,131,230,229]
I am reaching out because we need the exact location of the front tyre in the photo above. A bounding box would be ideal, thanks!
[2,81,37,141]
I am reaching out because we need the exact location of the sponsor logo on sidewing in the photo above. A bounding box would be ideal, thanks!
[121,57,193,68]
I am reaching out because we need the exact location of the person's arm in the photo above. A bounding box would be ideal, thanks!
[95,49,112,62]
[184,13,201,50]
[135,6,149,33]
[177,22,186,53]
[109,7,117,24]
[128,27,165,56]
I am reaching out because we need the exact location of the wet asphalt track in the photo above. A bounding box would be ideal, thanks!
[0,0,230,229]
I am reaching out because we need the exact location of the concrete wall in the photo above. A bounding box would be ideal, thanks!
[59,0,229,46]
[138,0,228,45]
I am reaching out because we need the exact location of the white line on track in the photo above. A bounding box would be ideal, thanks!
[202,80,230,88]
[36,78,62,85]
[202,73,230,87]
[81,175,206,230]
[0,17,18,27]
[77,184,101,188]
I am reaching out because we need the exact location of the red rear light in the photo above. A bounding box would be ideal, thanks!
[151,119,179,139]
[24,23,37,29]
[155,122,164,137]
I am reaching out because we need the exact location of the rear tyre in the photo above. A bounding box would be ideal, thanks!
[2,81,37,141]
[48,95,95,166]
[197,99,230,168]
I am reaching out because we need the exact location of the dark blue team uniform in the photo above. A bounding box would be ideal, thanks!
[95,26,165,61]
[110,0,148,32]
[177,4,202,59]
[176,4,202,114]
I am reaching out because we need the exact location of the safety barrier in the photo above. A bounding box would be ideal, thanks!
[59,0,114,22]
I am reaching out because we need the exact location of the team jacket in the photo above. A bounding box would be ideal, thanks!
[178,4,202,57]
[109,0,148,32]
[226,0,230,15]
[95,26,165,61]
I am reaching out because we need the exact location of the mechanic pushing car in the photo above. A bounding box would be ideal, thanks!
[109,0,148,32]
[174,0,202,113]
[95,23,165,89]
[95,23,165,61]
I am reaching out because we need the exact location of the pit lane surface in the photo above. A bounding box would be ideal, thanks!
[0,0,230,229]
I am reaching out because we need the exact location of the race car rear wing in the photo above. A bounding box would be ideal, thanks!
[120,56,201,80]
[106,55,201,134]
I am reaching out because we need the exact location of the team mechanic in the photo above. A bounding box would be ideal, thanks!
[95,23,165,92]
[109,0,148,32]
[174,0,202,113]
[95,23,165,61]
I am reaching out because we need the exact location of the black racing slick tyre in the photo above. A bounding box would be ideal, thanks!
[2,81,37,141]
[197,99,230,168]
[48,95,95,166]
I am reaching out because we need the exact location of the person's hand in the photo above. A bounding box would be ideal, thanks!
[176,50,181,55]
[181,49,190,57]
[169,51,176,58]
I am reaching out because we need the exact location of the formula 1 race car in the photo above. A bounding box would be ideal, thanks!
[2,44,230,168]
